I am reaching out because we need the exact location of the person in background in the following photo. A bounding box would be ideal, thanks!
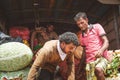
[74,12,111,80]
[27,32,79,80]
[32,27,49,60]
[47,24,58,40]
[40,27,49,42]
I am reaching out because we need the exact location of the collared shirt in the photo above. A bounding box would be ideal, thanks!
[57,41,67,61]
[79,23,108,63]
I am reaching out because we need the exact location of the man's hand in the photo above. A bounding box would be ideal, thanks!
[95,50,103,58]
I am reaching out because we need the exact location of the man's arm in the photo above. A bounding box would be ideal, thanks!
[66,54,75,80]
[100,35,109,52]
[95,35,109,58]
[27,48,47,80]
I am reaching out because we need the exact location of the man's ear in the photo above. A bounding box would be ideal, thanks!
[61,42,65,48]
[86,18,88,23]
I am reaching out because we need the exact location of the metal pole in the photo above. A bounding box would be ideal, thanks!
[113,6,120,49]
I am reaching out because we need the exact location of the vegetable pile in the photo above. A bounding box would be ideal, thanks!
[0,42,33,71]
[106,50,120,77]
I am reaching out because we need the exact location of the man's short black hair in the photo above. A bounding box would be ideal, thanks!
[59,32,79,46]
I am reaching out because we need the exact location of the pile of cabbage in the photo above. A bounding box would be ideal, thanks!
[0,42,33,71]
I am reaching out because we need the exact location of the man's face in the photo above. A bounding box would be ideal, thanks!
[76,17,88,31]
[61,42,76,54]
